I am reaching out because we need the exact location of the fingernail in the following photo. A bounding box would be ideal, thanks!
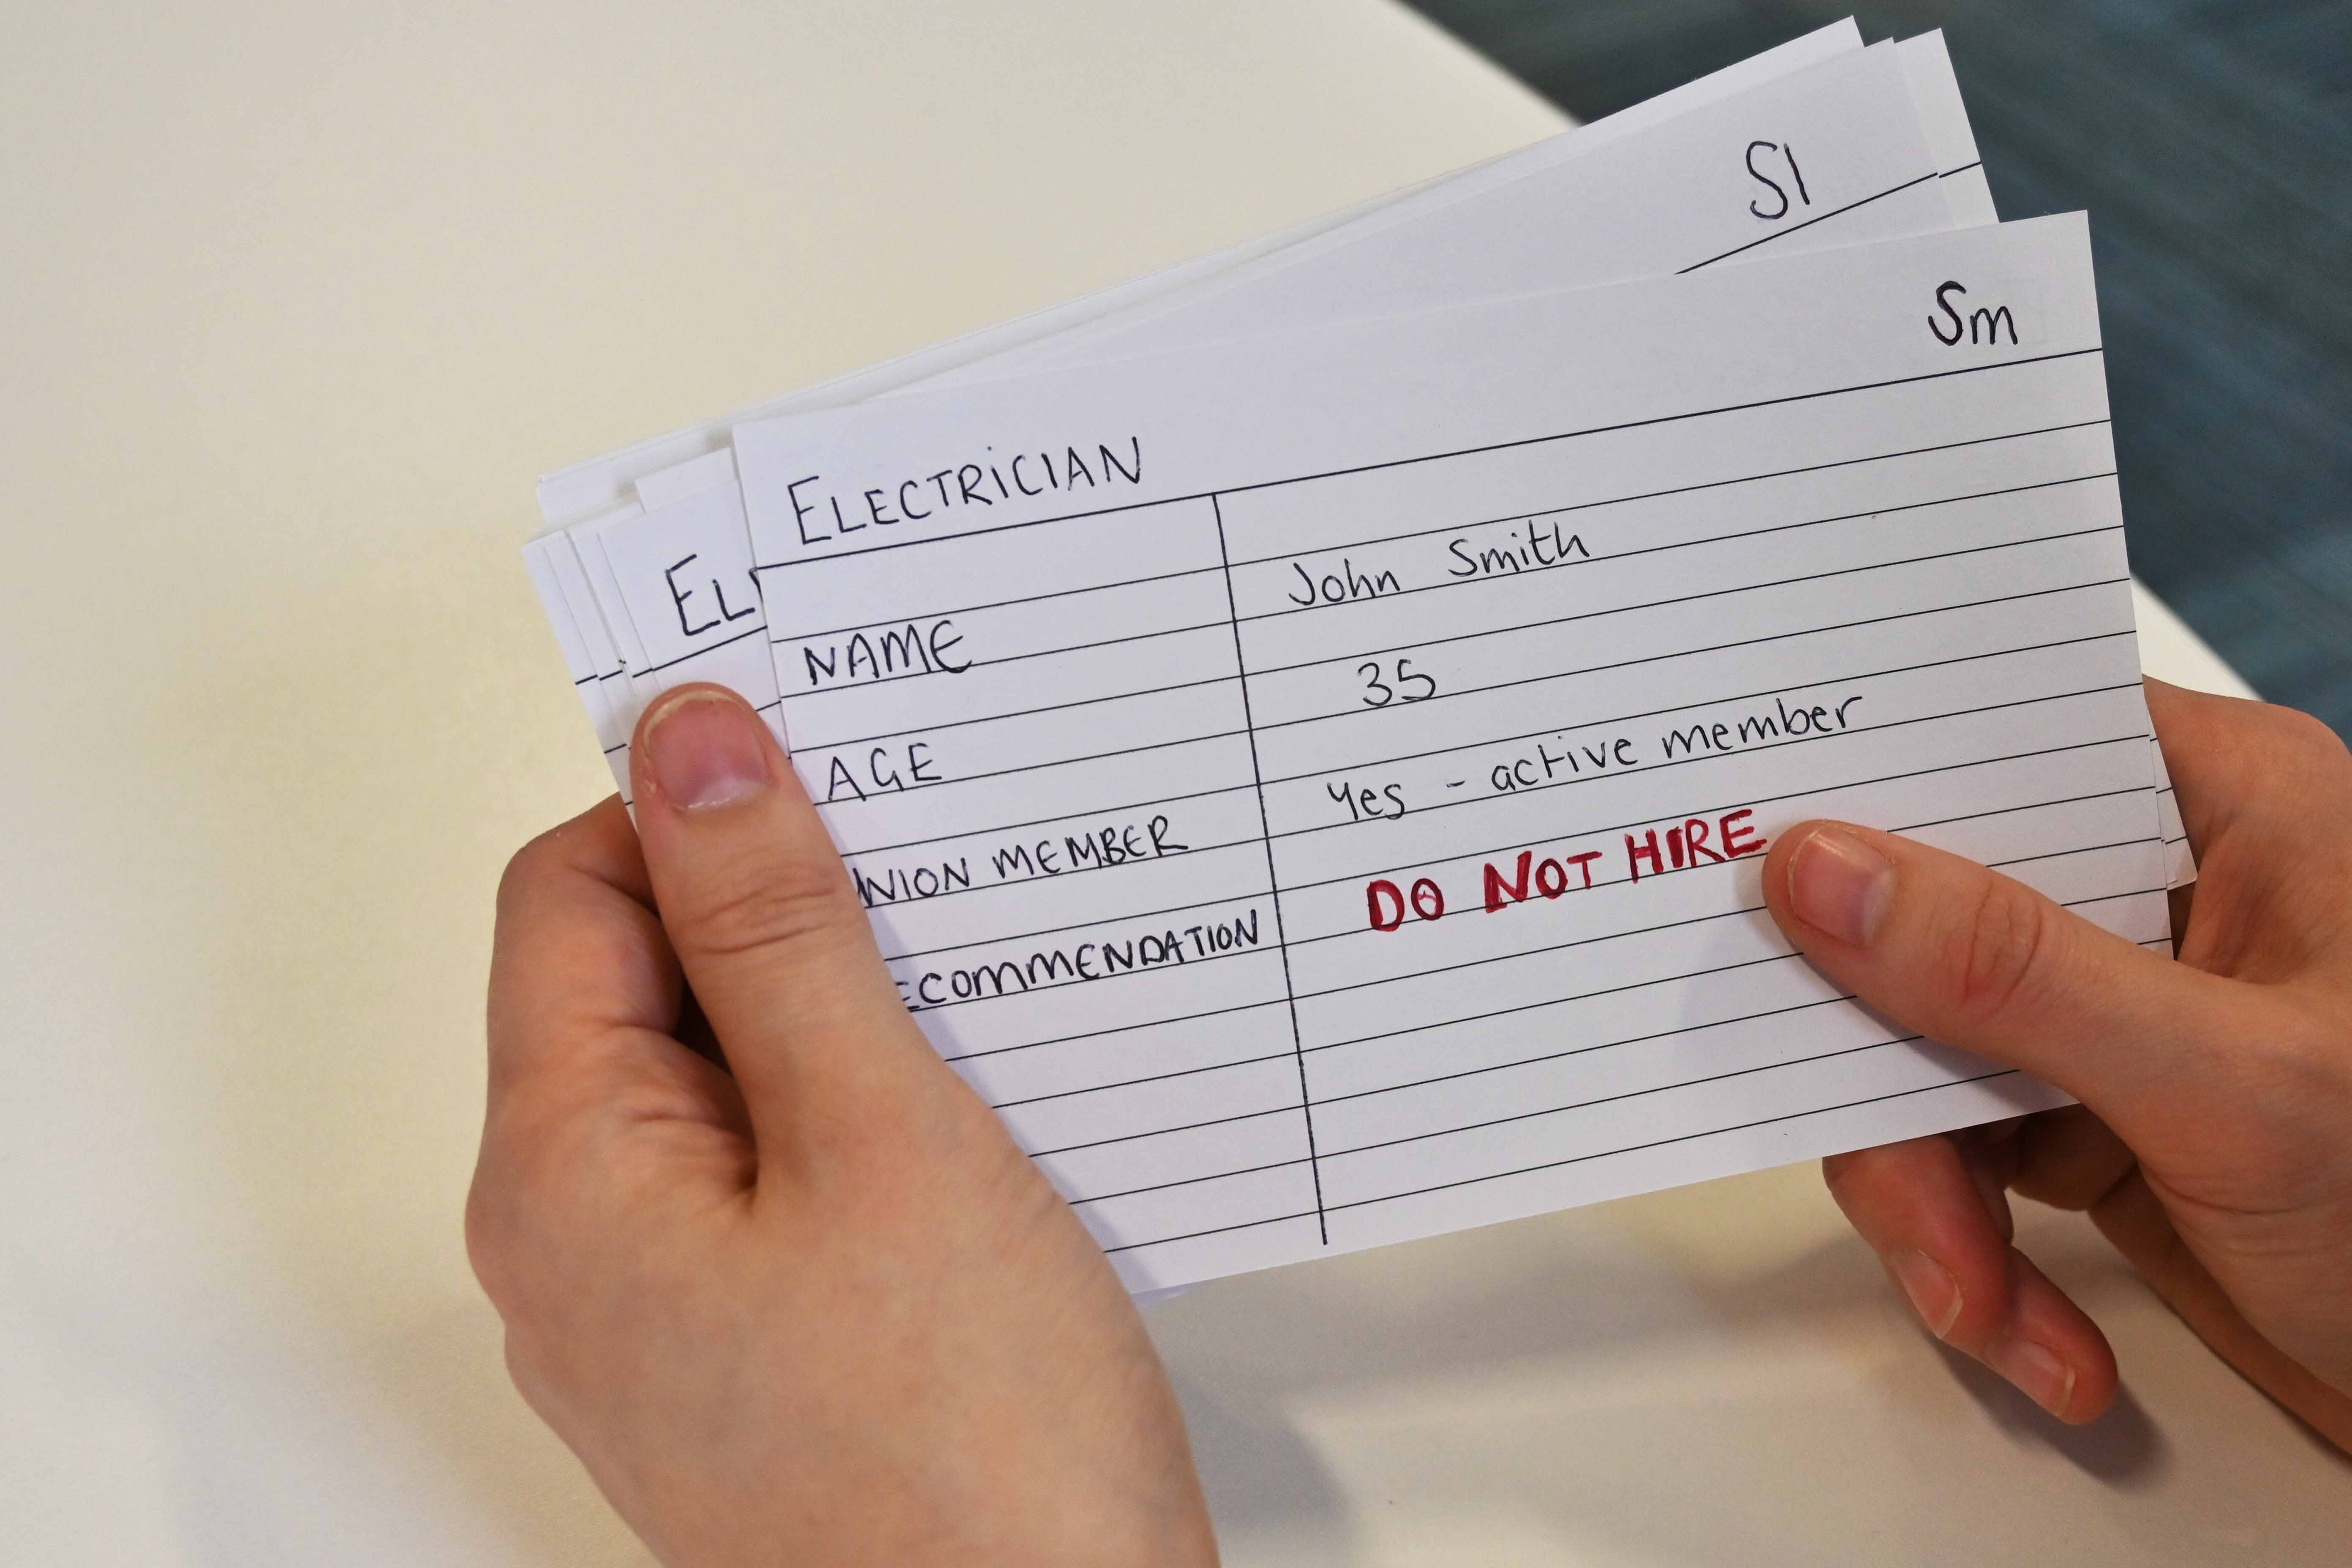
[1988,1335,2076,1420]
[644,689,770,810]
[1786,825,1895,946]
[1891,1249,1963,1339]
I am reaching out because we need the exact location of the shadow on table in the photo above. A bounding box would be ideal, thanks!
[1148,1184,2178,1557]
[1936,1337,2164,1483]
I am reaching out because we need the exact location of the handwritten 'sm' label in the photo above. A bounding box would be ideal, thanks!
[1930,280,2020,346]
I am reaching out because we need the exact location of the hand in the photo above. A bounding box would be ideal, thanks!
[1764,679,2352,1446]
[468,685,1215,1567]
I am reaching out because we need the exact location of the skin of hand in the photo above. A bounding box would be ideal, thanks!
[467,684,1217,1567]
[1764,678,2352,1447]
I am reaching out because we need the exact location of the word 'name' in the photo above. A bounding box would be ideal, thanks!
[788,437,1145,546]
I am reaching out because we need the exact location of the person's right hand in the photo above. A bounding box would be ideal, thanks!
[468,685,1215,1566]
[1762,679,2352,1448]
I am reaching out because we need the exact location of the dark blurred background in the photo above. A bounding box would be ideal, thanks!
[1409,0,2352,737]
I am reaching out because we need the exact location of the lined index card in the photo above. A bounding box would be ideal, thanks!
[912,41,1951,387]
[529,21,1868,528]
[564,34,1968,803]
[726,214,2165,1291]
[518,27,2183,1294]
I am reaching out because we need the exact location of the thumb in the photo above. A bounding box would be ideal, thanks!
[628,683,943,1156]
[1761,820,2243,1144]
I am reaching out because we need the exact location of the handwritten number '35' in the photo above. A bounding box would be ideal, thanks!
[1360,658,1437,708]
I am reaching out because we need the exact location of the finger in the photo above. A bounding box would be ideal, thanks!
[478,794,751,1314]
[2146,678,2352,860]
[628,684,948,1157]
[2005,1105,2137,1214]
[1825,1137,2118,1422]
[487,794,677,1102]
[1762,819,2256,1145]
[2145,678,2352,979]
[485,795,751,1138]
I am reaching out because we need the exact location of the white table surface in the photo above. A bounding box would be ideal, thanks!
[2,3,2336,1562]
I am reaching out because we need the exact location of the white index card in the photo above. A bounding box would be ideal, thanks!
[593,476,783,746]
[913,41,1953,387]
[2154,740,2195,885]
[727,214,2167,1292]
[571,27,1957,825]
[523,534,618,754]
[555,470,784,803]
[1900,30,1998,225]
[538,529,634,792]
[531,21,1865,528]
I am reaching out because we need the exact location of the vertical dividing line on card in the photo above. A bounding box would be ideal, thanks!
[1211,492,1329,1244]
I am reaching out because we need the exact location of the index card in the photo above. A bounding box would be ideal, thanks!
[587,479,784,806]
[533,530,634,792]
[530,20,1865,528]
[724,213,2165,1290]
[567,29,1946,801]
[574,508,651,699]
[1878,42,2191,887]
[554,27,2172,919]
[1901,30,1997,226]
[2157,750,2194,884]
[913,41,1951,387]
[523,535,619,758]
[575,455,784,800]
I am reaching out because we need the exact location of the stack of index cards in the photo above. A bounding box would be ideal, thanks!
[527,22,2193,1294]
